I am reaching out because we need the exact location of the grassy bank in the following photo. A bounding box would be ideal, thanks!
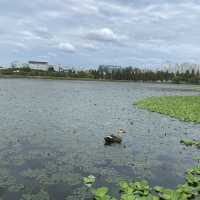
[135,96,200,123]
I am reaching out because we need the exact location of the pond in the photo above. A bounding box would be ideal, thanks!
[0,79,199,199]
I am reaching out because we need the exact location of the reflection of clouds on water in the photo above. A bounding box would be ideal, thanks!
[0,79,199,199]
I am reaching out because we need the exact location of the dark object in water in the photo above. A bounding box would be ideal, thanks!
[104,129,125,145]
[104,134,122,144]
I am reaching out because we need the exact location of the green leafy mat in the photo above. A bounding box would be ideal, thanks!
[135,96,200,123]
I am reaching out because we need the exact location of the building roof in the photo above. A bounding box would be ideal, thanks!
[29,61,48,65]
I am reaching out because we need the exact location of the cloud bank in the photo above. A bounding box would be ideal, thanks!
[0,0,200,67]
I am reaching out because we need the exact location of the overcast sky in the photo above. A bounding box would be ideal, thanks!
[1,0,200,67]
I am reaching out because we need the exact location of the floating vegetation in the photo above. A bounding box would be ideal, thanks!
[8,184,24,192]
[21,190,50,200]
[180,139,200,149]
[194,141,200,149]
[83,175,96,187]
[0,167,24,192]
[135,96,200,123]
[192,157,200,163]
[180,139,193,146]
[86,165,200,200]
[21,168,81,187]
[91,187,116,200]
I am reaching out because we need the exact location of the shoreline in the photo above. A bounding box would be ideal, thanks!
[0,74,200,87]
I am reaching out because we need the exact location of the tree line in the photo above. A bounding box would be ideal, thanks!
[0,66,199,84]
[93,67,200,84]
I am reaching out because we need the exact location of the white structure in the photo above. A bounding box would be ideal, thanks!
[98,65,122,73]
[28,61,49,70]
[162,63,200,74]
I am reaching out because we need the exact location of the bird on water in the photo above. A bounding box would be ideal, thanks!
[104,129,126,144]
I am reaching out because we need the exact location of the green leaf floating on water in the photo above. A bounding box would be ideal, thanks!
[119,181,133,194]
[86,168,200,200]
[194,141,200,149]
[180,139,193,146]
[83,175,96,187]
[154,183,200,200]
[120,180,150,197]
[180,139,200,150]
[188,166,200,175]
[92,187,116,200]
[94,187,108,197]
[176,184,198,199]
[185,172,200,187]
[132,181,150,196]
[120,193,134,200]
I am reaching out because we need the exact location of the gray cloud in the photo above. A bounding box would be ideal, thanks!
[57,42,76,53]
[0,0,200,66]
[85,28,125,44]
[81,43,98,51]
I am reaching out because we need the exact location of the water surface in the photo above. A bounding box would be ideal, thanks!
[0,79,199,199]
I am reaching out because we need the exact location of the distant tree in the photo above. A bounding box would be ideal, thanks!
[47,66,55,72]
[21,66,31,72]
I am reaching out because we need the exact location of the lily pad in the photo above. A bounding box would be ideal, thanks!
[83,175,96,187]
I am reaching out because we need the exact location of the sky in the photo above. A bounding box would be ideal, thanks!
[0,0,200,68]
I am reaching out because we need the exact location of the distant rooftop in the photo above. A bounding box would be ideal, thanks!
[29,61,48,65]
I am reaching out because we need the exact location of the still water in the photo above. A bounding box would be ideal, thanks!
[0,79,199,199]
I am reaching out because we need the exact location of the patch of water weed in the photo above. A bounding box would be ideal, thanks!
[91,187,116,200]
[83,175,96,187]
[49,172,81,186]
[20,190,50,200]
[135,96,200,123]
[180,139,200,149]
[85,166,200,199]
[180,139,193,146]
[0,167,24,193]
[192,157,200,163]
[21,169,49,186]
[21,168,81,187]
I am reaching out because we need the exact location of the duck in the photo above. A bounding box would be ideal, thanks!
[104,129,126,144]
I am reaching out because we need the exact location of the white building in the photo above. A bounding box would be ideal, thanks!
[28,61,49,70]
[162,63,200,74]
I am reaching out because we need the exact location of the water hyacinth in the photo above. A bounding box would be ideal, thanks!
[135,96,200,123]
[92,187,116,200]
[88,171,200,200]
[83,175,96,187]
[180,139,193,146]
[180,139,200,149]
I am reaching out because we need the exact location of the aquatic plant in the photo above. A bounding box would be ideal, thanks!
[135,96,200,123]
[188,166,200,175]
[91,187,116,200]
[21,190,50,200]
[180,139,193,146]
[194,141,200,149]
[85,164,200,200]
[83,175,96,187]
[180,139,200,150]
[154,184,197,200]
[185,172,200,187]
